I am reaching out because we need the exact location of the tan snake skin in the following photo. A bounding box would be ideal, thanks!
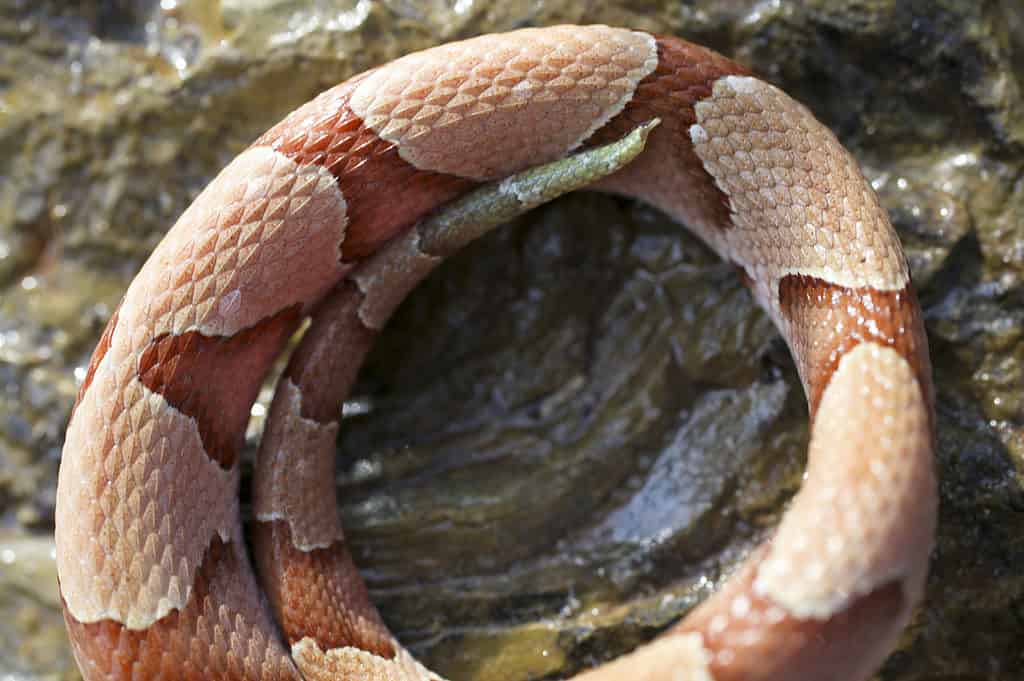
[56,25,935,681]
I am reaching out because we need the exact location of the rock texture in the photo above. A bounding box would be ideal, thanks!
[0,1,1021,679]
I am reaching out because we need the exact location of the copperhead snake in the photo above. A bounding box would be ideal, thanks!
[55,25,936,681]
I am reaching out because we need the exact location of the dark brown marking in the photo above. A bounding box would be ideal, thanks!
[252,519,396,658]
[673,548,909,681]
[589,35,752,231]
[734,263,755,289]
[74,304,120,411]
[62,537,301,681]
[255,81,477,262]
[778,274,932,418]
[137,306,301,468]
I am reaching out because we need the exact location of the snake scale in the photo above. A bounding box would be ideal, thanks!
[56,25,936,681]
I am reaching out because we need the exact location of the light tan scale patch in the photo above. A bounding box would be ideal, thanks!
[689,75,909,297]
[588,35,751,246]
[55,343,238,628]
[671,545,910,681]
[350,25,657,180]
[253,379,343,552]
[56,146,351,629]
[64,535,302,681]
[121,146,350,340]
[292,638,441,681]
[754,343,935,619]
[352,228,441,330]
[572,632,714,681]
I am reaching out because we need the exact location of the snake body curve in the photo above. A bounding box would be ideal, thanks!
[56,25,936,681]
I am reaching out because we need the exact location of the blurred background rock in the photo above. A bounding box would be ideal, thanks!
[0,1,1021,679]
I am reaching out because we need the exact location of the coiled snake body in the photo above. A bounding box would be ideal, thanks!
[56,25,936,681]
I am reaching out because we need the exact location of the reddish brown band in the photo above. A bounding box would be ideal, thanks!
[252,520,396,658]
[779,274,931,417]
[589,35,751,232]
[256,84,477,262]
[63,537,300,681]
[283,281,379,424]
[674,550,907,681]
[137,305,301,468]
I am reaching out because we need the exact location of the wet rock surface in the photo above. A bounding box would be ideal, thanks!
[1,1,1021,679]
